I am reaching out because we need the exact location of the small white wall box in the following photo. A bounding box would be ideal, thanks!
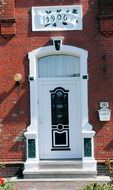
[98,102,111,121]
[100,102,109,108]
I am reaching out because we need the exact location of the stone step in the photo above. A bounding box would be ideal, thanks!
[24,168,97,179]
[23,160,97,179]
[38,160,82,169]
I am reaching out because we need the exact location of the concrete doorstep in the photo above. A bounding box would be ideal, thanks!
[9,176,111,190]
[10,175,111,182]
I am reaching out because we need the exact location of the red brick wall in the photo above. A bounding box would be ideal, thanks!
[0,0,113,167]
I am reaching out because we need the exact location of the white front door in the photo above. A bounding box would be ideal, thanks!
[38,79,82,159]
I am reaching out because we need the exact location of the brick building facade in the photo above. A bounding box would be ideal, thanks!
[0,0,113,178]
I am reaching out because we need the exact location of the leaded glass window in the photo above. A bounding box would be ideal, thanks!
[50,87,70,150]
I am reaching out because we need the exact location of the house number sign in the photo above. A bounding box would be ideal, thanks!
[32,5,82,31]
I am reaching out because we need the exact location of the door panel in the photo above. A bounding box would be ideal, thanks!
[38,80,81,159]
[50,87,70,150]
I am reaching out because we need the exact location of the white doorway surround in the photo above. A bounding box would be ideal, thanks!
[23,43,97,178]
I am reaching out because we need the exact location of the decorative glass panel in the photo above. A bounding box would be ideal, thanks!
[51,88,69,125]
[84,138,92,157]
[50,87,70,150]
[28,139,36,158]
[55,132,67,145]
[38,54,80,78]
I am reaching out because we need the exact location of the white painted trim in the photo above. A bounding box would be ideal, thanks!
[28,45,89,132]
[24,44,97,173]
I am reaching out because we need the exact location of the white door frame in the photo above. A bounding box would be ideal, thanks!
[24,44,97,172]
